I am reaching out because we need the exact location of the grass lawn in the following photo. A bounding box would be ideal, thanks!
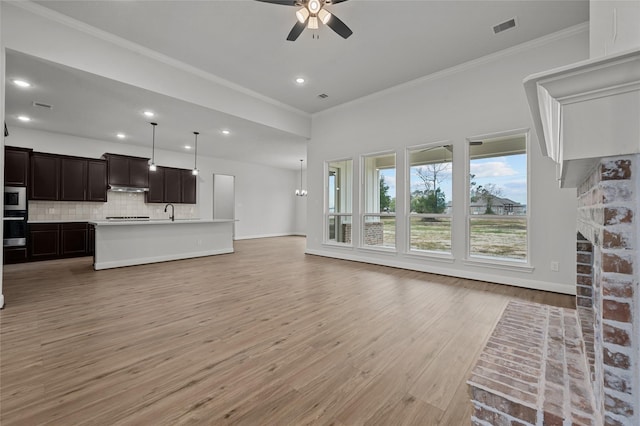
[380,216,527,260]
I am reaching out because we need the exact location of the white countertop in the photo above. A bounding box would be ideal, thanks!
[89,219,235,226]
[28,219,93,224]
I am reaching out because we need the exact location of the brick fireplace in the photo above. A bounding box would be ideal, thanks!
[469,49,640,425]
[576,157,638,424]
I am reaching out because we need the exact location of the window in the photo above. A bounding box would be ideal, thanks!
[362,153,396,249]
[326,159,352,244]
[468,132,528,262]
[408,144,453,254]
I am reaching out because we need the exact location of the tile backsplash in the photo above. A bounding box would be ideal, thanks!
[28,192,199,221]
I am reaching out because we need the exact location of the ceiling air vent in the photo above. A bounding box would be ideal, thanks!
[493,18,517,34]
[33,101,53,110]
[318,93,329,99]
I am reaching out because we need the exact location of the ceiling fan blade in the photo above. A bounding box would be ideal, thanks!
[328,0,349,3]
[254,0,298,5]
[325,13,353,39]
[287,20,307,41]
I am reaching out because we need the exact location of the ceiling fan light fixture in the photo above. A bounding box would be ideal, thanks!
[307,0,321,14]
[308,16,319,30]
[296,7,309,23]
[318,8,331,24]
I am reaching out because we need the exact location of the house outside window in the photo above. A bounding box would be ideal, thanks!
[325,159,353,245]
[468,132,528,262]
[407,144,453,254]
[362,152,396,249]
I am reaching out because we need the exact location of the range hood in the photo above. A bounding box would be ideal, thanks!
[108,185,149,193]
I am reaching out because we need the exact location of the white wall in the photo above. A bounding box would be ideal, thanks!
[1,2,5,309]
[306,27,590,295]
[7,127,300,240]
[590,0,640,58]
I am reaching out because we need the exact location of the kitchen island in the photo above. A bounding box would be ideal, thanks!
[88,219,235,270]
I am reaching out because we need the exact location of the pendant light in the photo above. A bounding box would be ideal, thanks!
[149,122,157,171]
[295,159,307,196]
[192,131,199,176]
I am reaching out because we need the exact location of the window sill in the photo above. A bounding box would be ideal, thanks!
[359,246,397,255]
[322,241,354,249]
[406,251,455,263]
[463,257,534,273]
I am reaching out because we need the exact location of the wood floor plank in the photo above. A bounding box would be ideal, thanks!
[0,236,574,425]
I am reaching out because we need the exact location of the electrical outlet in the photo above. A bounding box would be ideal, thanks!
[550,261,559,272]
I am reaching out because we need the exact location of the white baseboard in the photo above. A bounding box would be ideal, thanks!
[235,233,305,240]
[94,248,234,270]
[305,248,576,296]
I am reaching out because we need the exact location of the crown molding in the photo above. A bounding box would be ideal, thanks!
[314,22,589,118]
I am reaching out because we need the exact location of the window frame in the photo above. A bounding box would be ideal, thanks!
[464,128,533,270]
[360,150,397,251]
[405,141,454,258]
[323,157,354,247]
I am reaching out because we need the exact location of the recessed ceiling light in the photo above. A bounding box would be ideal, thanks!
[116,133,126,139]
[222,129,231,135]
[17,115,31,122]
[143,111,155,117]
[295,77,305,84]
[184,145,192,150]
[13,79,31,88]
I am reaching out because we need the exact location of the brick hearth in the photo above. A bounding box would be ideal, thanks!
[468,301,596,425]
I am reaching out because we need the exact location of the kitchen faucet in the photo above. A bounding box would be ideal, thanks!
[164,203,175,222]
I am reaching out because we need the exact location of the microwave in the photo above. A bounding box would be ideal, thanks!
[4,186,27,211]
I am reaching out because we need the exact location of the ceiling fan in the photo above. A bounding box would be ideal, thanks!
[256,0,353,41]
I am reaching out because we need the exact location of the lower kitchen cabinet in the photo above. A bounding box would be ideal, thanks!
[3,247,28,264]
[61,223,89,256]
[28,223,60,260]
[28,222,93,261]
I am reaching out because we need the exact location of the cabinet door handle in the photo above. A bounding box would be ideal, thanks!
[3,217,26,221]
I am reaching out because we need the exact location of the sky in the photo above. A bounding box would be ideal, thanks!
[380,152,527,206]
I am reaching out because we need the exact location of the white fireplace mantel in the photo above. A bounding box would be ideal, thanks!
[524,48,640,188]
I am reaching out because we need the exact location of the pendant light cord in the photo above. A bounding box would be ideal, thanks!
[150,122,157,164]
[193,132,199,170]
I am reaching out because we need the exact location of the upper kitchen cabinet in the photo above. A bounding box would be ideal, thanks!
[164,167,182,204]
[146,166,165,203]
[87,160,107,202]
[30,153,60,200]
[29,153,108,202]
[104,154,149,189]
[181,169,197,204]
[146,166,197,204]
[4,146,32,187]
[60,157,88,201]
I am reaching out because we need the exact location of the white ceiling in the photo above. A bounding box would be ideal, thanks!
[4,0,589,169]
[5,50,308,169]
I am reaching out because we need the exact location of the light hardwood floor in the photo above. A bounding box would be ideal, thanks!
[1,236,573,425]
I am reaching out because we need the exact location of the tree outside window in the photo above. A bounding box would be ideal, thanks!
[408,145,453,254]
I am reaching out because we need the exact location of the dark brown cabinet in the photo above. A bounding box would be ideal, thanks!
[88,225,95,256]
[60,158,88,201]
[164,167,182,203]
[87,160,108,202]
[104,154,149,189]
[3,247,28,264]
[29,153,107,202]
[61,223,88,256]
[28,223,60,260]
[28,222,92,261]
[181,170,197,204]
[146,166,196,204]
[30,153,60,201]
[146,167,165,203]
[4,147,31,187]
